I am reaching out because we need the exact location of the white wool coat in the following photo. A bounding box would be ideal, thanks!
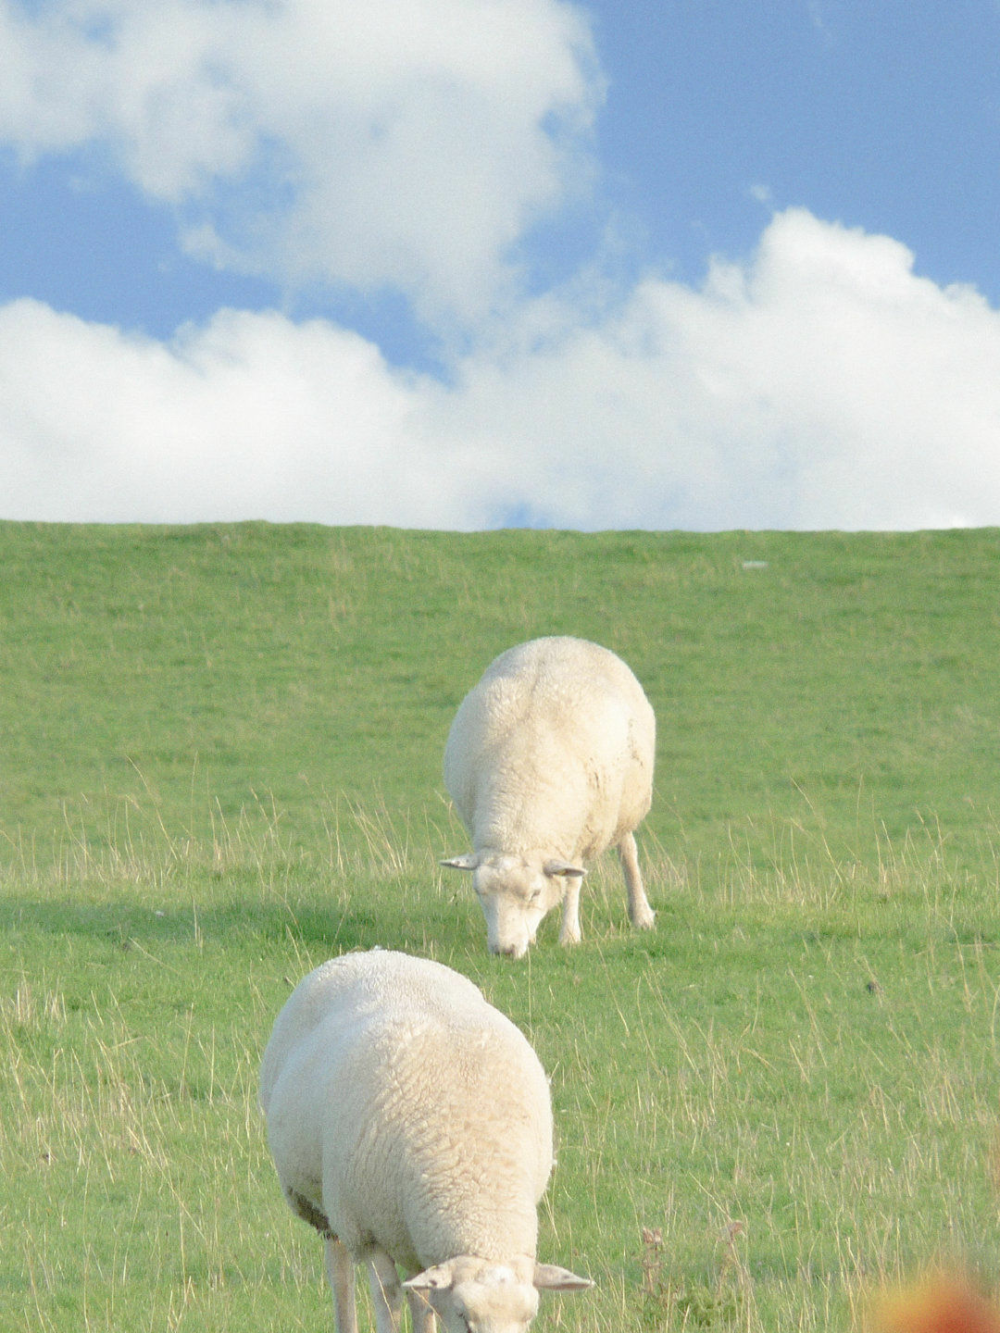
[443,636,656,955]
[259,950,553,1276]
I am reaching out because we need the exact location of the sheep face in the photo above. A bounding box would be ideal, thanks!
[441,853,585,958]
[405,1257,591,1333]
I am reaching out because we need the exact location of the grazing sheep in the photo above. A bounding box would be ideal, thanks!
[442,636,656,957]
[260,949,592,1333]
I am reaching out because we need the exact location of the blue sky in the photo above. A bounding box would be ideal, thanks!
[594,2,1000,298]
[2,0,1000,529]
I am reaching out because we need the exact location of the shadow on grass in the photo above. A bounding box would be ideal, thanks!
[0,888,474,959]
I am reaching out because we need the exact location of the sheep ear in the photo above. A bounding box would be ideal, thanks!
[404,1264,455,1291]
[440,854,480,872]
[533,1264,594,1292]
[543,860,586,879]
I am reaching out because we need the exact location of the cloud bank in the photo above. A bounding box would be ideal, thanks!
[3,208,1000,530]
[1,2,1000,530]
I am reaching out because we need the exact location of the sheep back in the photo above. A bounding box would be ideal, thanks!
[260,950,553,1275]
[445,636,655,859]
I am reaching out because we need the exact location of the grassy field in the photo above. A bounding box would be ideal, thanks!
[2,521,1000,1332]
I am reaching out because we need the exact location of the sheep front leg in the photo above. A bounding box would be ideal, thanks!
[325,1237,359,1333]
[368,1248,404,1333]
[558,877,583,945]
[618,832,655,929]
[406,1287,438,1333]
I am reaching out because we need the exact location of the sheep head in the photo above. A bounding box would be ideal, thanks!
[405,1256,592,1333]
[440,853,585,958]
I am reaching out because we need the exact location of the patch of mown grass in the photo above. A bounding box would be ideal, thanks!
[3,523,1000,874]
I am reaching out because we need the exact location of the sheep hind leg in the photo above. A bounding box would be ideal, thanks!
[325,1237,359,1333]
[368,1248,405,1333]
[618,832,655,929]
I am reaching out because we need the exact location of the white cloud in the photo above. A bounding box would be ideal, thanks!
[3,210,1000,530]
[0,299,462,525]
[0,0,601,323]
[411,208,1000,530]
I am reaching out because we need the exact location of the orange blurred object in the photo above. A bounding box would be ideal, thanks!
[873,1275,1000,1333]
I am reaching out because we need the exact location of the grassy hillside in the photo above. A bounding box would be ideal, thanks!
[4,522,999,873]
[2,522,1000,1332]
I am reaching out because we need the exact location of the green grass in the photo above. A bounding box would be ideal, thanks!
[2,521,1000,1332]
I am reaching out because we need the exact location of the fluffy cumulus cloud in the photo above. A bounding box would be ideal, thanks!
[0,0,600,322]
[2,2,1000,529]
[439,209,1000,530]
[0,299,456,524]
[3,208,1000,529]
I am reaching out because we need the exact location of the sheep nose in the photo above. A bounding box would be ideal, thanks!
[493,942,519,958]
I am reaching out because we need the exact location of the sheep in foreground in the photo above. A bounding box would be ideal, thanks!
[259,949,592,1333]
[441,635,656,957]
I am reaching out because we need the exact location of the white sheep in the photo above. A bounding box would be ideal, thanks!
[259,949,592,1333]
[441,636,656,957]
